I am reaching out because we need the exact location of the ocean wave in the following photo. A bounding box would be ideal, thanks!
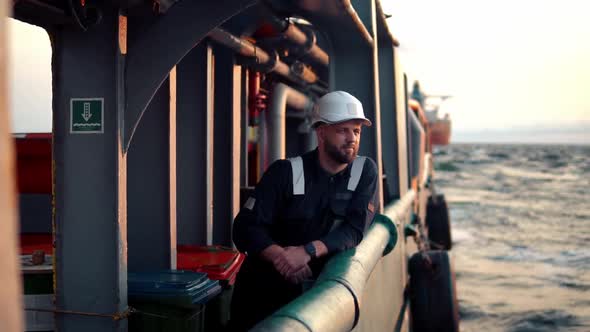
[435,161,461,172]
[528,273,590,292]
[442,188,508,204]
[542,153,562,161]
[573,300,590,308]
[488,152,510,159]
[503,310,585,332]
[458,299,488,321]
[487,247,590,269]
[451,228,474,244]
[459,158,494,165]
[558,250,590,268]
[495,282,546,291]
[546,160,569,168]
[490,166,578,181]
[558,281,590,292]
[433,148,448,156]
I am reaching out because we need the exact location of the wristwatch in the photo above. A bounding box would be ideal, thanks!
[304,242,317,259]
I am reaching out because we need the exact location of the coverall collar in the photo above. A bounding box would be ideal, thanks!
[311,148,354,181]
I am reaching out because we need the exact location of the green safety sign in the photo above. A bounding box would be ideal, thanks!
[70,98,104,134]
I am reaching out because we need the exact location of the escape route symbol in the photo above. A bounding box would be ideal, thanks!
[70,98,104,134]
[82,102,92,121]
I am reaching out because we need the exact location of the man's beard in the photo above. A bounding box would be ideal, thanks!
[324,140,357,164]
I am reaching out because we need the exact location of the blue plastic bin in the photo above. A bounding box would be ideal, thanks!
[128,270,222,332]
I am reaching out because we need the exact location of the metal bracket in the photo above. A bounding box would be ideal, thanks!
[404,224,417,238]
[123,0,258,152]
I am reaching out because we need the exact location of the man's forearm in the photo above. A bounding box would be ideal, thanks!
[320,222,364,254]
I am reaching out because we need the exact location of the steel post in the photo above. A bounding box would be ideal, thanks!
[51,9,127,332]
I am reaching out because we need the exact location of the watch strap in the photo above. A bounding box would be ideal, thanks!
[304,242,316,259]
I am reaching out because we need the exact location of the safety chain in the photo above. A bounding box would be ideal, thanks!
[24,307,135,321]
[25,305,206,320]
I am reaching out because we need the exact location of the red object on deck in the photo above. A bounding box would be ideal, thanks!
[177,245,245,285]
[20,233,53,255]
[14,133,52,194]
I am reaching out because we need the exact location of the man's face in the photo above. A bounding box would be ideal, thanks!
[320,120,363,164]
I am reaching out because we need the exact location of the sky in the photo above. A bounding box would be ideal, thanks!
[6,1,590,143]
[382,0,590,143]
[8,19,52,133]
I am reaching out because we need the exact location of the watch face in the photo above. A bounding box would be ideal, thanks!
[305,243,316,258]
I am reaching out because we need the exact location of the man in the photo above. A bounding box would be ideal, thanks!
[229,91,378,330]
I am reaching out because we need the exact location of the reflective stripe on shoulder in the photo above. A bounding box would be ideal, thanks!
[347,156,366,191]
[289,156,305,195]
[244,197,256,210]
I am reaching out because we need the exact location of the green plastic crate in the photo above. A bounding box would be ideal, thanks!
[23,273,53,295]
[129,301,205,332]
[204,285,233,332]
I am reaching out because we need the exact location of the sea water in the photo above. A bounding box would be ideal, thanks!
[434,144,590,332]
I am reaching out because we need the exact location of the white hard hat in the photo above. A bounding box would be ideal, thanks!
[311,91,372,127]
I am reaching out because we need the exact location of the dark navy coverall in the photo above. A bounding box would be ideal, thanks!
[229,148,378,331]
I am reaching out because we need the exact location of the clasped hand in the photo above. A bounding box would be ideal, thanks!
[272,246,313,284]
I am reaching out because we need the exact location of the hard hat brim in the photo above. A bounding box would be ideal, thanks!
[312,117,372,128]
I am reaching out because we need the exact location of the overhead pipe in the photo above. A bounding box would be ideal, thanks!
[374,0,400,47]
[16,0,67,16]
[267,16,330,67]
[209,28,290,75]
[265,83,314,167]
[209,28,323,88]
[290,61,318,84]
[340,0,374,47]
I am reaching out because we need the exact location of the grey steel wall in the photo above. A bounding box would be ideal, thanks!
[286,116,308,158]
[176,44,210,246]
[127,77,176,271]
[19,194,52,233]
[177,43,243,247]
[378,45,400,202]
[407,109,424,180]
[212,46,242,246]
[395,50,410,197]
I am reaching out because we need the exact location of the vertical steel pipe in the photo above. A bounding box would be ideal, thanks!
[267,83,314,164]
